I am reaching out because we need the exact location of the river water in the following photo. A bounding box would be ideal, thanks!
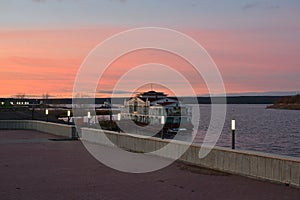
[191,104,300,158]
[61,104,300,157]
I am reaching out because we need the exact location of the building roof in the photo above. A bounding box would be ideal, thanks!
[137,90,167,101]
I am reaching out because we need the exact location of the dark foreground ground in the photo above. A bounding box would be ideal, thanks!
[0,130,299,200]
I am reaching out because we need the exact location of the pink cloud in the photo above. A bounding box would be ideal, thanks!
[0,26,299,97]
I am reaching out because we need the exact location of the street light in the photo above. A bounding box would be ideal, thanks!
[45,109,49,122]
[161,116,165,139]
[231,119,236,149]
[117,113,121,132]
[67,110,71,125]
[87,111,91,127]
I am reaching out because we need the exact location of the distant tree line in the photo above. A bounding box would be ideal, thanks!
[275,95,300,104]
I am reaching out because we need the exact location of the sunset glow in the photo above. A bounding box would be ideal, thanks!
[1,0,299,97]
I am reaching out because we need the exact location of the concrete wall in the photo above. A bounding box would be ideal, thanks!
[0,120,76,138]
[81,128,300,187]
[0,121,298,187]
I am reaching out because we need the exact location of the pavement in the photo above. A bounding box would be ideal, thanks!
[0,130,299,200]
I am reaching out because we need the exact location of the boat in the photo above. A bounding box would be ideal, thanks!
[119,90,193,136]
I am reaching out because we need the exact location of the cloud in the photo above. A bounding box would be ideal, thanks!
[32,0,65,3]
[32,0,127,4]
[98,90,138,95]
[242,2,259,10]
[265,4,280,9]
[32,0,46,2]
[242,2,280,10]
[110,0,127,3]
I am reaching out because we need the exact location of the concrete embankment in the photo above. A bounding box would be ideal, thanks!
[0,120,299,187]
[0,120,76,138]
[81,128,300,188]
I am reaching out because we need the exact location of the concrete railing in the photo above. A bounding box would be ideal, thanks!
[81,128,300,187]
[0,120,77,138]
[0,121,299,187]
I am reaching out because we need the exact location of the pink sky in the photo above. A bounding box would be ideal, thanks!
[0,26,299,98]
[1,0,300,98]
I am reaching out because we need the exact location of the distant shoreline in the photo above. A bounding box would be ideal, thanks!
[266,95,300,110]
[0,96,286,105]
[267,104,300,110]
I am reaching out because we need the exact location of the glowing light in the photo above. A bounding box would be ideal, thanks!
[231,119,236,131]
[161,116,165,125]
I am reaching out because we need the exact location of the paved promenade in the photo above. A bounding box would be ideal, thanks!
[0,130,299,200]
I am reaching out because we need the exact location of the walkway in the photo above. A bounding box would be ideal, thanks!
[0,130,299,200]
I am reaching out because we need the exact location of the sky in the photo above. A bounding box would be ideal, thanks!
[0,0,300,98]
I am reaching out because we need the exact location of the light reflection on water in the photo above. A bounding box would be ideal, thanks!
[190,104,300,158]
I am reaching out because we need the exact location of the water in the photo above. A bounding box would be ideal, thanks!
[60,104,300,157]
[191,104,300,158]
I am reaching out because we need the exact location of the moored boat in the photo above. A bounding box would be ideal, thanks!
[120,90,193,136]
